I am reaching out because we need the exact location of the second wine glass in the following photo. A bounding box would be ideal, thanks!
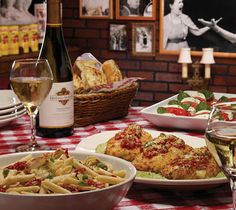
[10,58,53,152]
[205,102,236,209]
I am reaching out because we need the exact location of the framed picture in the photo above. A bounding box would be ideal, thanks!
[109,23,127,51]
[132,22,156,56]
[159,0,236,58]
[80,0,113,19]
[116,0,156,20]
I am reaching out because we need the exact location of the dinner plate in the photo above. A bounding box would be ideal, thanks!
[140,91,236,131]
[0,90,21,109]
[76,129,228,190]
[0,104,24,115]
[0,107,26,120]
[0,111,26,128]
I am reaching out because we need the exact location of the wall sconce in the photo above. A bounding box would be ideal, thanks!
[200,48,215,79]
[178,48,192,79]
[178,48,214,89]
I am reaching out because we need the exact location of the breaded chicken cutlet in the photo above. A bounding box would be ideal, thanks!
[105,124,152,161]
[132,133,192,173]
[160,146,221,179]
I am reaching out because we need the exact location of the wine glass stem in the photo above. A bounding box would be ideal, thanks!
[30,113,38,148]
[230,179,236,210]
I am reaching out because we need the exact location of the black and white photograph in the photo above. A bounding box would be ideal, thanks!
[132,22,156,56]
[116,0,156,20]
[80,0,113,19]
[159,0,236,57]
[109,23,127,51]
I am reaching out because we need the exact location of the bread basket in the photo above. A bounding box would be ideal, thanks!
[74,82,138,127]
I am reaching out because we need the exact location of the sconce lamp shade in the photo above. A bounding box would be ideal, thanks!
[178,48,192,64]
[200,48,215,64]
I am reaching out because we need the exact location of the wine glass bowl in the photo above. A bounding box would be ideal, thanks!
[10,58,53,152]
[205,102,236,209]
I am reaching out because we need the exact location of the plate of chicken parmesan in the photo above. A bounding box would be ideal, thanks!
[140,90,236,131]
[76,124,228,190]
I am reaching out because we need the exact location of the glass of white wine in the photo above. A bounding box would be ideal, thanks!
[205,102,236,209]
[10,58,53,152]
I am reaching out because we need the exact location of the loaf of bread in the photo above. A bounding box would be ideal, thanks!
[102,59,123,84]
[73,60,107,91]
[73,59,123,93]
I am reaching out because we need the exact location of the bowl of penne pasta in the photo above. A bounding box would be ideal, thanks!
[0,149,136,210]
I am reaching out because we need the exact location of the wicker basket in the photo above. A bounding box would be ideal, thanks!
[74,83,138,127]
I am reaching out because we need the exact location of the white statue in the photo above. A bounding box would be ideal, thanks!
[0,0,37,25]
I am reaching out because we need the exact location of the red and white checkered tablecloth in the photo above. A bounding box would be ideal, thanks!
[0,107,232,210]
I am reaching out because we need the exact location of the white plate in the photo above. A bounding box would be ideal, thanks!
[140,91,236,131]
[0,104,24,115]
[0,108,26,120]
[0,90,21,109]
[76,130,228,190]
[0,111,26,128]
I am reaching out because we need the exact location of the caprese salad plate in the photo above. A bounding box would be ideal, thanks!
[140,90,236,131]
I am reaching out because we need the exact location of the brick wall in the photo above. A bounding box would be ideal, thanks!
[62,0,236,106]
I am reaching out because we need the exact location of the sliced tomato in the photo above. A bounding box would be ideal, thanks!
[193,96,205,102]
[182,101,198,108]
[166,107,190,116]
[219,111,230,121]
[229,98,236,102]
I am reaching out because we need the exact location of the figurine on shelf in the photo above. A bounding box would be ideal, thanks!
[0,0,37,25]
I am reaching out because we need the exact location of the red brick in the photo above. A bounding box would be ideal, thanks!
[75,29,100,38]
[87,39,108,49]
[141,61,167,72]
[135,91,154,101]
[87,21,109,29]
[127,71,153,80]
[63,19,85,28]
[209,86,227,93]
[155,73,182,83]
[169,84,189,93]
[229,66,236,75]
[154,93,174,102]
[140,82,167,91]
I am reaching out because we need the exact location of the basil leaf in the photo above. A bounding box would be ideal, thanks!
[177,91,190,101]
[199,89,214,101]
[195,101,210,112]
[157,107,167,114]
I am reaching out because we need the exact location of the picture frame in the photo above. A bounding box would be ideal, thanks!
[116,0,156,20]
[79,0,113,19]
[159,0,236,58]
[132,22,156,56]
[109,23,128,51]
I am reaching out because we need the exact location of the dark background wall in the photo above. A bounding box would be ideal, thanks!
[62,0,236,106]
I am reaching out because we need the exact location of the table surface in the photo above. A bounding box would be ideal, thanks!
[0,107,233,210]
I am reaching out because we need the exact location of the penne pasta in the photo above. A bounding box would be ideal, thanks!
[0,149,127,195]
[96,175,125,185]
[42,180,71,194]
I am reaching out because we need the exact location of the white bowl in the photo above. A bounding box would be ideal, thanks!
[0,150,136,210]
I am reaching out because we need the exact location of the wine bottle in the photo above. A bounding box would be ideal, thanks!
[36,0,74,138]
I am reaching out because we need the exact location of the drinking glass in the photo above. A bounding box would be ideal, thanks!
[205,102,236,209]
[10,58,53,152]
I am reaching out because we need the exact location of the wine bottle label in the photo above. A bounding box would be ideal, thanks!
[39,81,74,128]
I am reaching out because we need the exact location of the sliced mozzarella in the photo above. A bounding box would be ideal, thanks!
[225,111,234,120]
[187,106,196,115]
[181,97,201,104]
[189,92,206,101]
[194,110,211,115]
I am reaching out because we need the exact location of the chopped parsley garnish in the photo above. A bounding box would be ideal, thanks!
[2,169,9,178]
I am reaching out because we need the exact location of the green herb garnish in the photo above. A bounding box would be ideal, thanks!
[2,169,9,178]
